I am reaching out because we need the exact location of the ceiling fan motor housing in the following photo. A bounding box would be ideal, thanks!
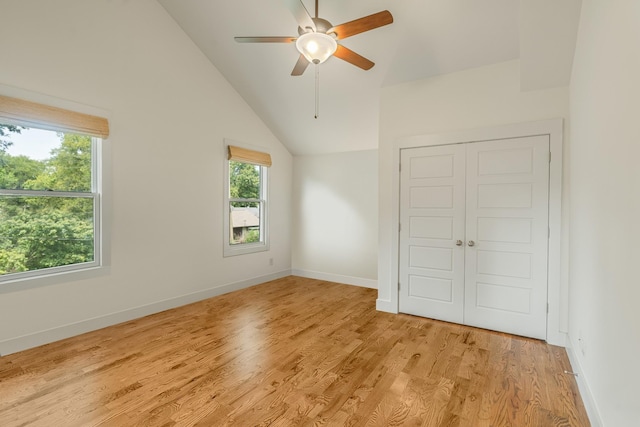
[298,17,334,36]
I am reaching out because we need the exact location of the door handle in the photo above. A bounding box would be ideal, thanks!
[468,240,475,247]
[455,240,463,246]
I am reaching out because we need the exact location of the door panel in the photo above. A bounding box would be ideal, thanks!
[464,136,549,339]
[409,276,454,302]
[410,217,453,240]
[399,144,466,324]
[410,154,455,178]
[477,217,532,243]
[410,186,454,208]
[475,282,532,314]
[409,246,453,270]
[477,183,533,208]
[476,250,532,278]
[477,147,534,175]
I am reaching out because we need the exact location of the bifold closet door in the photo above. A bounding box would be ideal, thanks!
[464,136,549,339]
[399,136,550,340]
[398,144,466,324]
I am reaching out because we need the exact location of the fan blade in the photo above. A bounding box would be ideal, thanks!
[234,36,296,43]
[291,54,310,76]
[328,10,393,40]
[284,0,316,32]
[333,45,374,70]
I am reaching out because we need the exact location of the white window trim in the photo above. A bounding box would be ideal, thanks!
[0,135,102,284]
[223,140,270,257]
[0,85,110,291]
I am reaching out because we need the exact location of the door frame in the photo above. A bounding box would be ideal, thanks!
[383,119,564,345]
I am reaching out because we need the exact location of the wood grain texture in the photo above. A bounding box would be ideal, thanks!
[329,11,394,40]
[0,276,590,426]
[334,45,375,71]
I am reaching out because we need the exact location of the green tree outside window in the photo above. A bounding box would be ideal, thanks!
[0,125,95,276]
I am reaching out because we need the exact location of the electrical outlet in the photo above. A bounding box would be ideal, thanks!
[578,330,586,356]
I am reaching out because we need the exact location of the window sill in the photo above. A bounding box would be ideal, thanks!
[223,242,269,257]
[0,265,109,294]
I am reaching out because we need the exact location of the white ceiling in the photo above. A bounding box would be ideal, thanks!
[157,0,581,155]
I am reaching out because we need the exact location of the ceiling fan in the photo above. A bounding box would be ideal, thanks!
[235,0,393,76]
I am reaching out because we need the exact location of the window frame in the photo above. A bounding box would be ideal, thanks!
[223,141,270,257]
[0,91,108,287]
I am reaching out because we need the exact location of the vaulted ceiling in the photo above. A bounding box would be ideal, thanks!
[157,0,581,155]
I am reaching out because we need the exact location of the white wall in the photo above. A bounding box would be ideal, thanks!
[568,1,640,425]
[0,0,292,354]
[378,60,571,331]
[292,150,378,288]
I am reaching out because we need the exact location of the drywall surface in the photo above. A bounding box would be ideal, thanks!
[569,0,640,424]
[292,150,378,288]
[0,0,292,353]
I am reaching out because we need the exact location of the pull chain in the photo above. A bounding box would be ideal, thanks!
[314,63,320,119]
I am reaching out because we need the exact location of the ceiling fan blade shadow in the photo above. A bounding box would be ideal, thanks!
[333,45,374,70]
[284,0,316,32]
[291,54,310,76]
[234,36,296,43]
[329,10,393,40]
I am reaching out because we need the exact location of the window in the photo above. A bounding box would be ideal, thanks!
[0,95,108,283]
[224,143,270,256]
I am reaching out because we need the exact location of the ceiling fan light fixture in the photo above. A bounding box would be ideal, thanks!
[295,32,337,64]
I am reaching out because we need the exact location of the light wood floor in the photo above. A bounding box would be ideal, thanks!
[0,276,589,426]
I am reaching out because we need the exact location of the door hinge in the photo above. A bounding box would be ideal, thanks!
[399,223,401,233]
[549,152,551,163]
[399,162,402,172]
[549,227,551,238]
[398,282,401,291]
[547,303,550,313]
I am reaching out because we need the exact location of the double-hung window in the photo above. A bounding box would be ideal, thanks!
[223,142,270,256]
[0,95,108,282]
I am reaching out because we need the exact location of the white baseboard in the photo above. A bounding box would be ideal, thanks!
[291,269,377,289]
[546,330,568,348]
[565,335,603,427]
[0,270,291,356]
[376,298,397,313]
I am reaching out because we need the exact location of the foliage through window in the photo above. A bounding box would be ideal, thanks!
[0,123,99,279]
[229,160,266,245]
[223,143,270,257]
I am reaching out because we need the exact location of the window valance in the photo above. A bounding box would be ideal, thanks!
[0,94,109,138]
[228,145,272,167]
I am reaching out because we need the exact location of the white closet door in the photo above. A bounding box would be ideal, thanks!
[464,136,550,339]
[398,144,466,324]
[398,136,551,340]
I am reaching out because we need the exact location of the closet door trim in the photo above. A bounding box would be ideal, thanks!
[383,119,565,346]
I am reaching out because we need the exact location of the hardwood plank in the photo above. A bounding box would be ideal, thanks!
[0,276,590,426]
